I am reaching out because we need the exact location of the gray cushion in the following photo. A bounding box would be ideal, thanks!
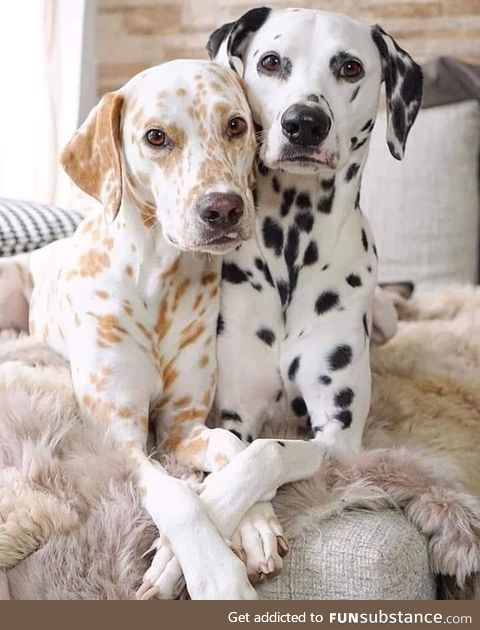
[362,100,480,287]
[258,510,436,600]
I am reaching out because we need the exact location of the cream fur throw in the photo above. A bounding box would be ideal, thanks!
[0,286,480,600]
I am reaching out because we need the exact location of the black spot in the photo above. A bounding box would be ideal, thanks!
[319,375,332,385]
[221,410,242,422]
[278,56,292,81]
[291,396,307,416]
[303,241,319,266]
[217,313,224,335]
[361,228,368,252]
[317,189,335,214]
[373,244,378,258]
[387,140,399,159]
[361,118,373,132]
[334,387,355,408]
[258,159,269,176]
[350,86,360,102]
[402,64,423,106]
[284,226,299,272]
[295,211,314,233]
[256,327,276,346]
[222,262,249,284]
[288,356,300,380]
[315,291,339,315]
[263,217,284,256]
[251,282,262,292]
[345,163,360,182]
[313,426,323,434]
[346,273,362,288]
[329,50,350,74]
[366,265,372,273]
[355,190,361,208]
[321,264,330,271]
[254,257,274,287]
[284,227,300,303]
[277,440,286,447]
[321,176,335,191]
[275,389,283,402]
[363,313,369,338]
[296,192,311,210]
[272,176,281,193]
[280,188,296,217]
[229,429,242,440]
[335,409,353,428]
[307,93,319,103]
[352,136,368,151]
[392,99,406,142]
[328,344,353,371]
[246,435,253,443]
[277,280,289,307]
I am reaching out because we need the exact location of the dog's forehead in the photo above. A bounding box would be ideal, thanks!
[256,9,375,59]
[123,60,247,120]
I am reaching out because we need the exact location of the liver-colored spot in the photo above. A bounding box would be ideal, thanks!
[155,297,171,340]
[179,321,205,349]
[198,355,209,368]
[201,272,217,285]
[79,249,111,278]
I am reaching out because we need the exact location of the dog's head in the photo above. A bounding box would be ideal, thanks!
[208,7,423,175]
[61,60,256,254]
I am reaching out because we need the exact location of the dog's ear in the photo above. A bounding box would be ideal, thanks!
[371,25,423,160]
[207,7,271,73]
[61,91,124,223]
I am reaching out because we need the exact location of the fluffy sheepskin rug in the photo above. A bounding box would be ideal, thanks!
[0,286,480,600]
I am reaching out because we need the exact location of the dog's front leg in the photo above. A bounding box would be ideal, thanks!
[70,353,255,601]
[291,308,371,454]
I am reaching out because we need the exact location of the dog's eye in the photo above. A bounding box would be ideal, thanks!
[260,53,281,73]
[339,59,364,80]
[145,129,166,147]
[227,116,247,138]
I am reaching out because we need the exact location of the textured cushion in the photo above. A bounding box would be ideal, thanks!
[258,510,436,600]
[0,198,82,257]
[362,100,480,287]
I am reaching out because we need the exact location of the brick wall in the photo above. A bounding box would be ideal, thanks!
[98,0,480,94]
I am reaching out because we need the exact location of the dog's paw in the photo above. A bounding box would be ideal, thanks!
[136,537,184,600]
[231,502,288,583]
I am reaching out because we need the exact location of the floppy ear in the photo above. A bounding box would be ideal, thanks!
[207,7,271,72]
[371,25,423,160]
[61,91,124,223]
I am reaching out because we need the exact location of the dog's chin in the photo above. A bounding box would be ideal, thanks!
[263,145,338,175]
[188,233,246,256]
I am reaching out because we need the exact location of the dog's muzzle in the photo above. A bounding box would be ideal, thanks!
[281,104,331,147]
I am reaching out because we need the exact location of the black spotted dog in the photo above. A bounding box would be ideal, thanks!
[208,8,422,451]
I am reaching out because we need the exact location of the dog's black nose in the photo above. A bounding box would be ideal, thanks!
[281,104,331,146]
[197,192,244,228]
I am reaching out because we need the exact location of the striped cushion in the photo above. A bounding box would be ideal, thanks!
[0,198,83,257]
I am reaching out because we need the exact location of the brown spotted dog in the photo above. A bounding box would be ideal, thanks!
[0,60,297,600]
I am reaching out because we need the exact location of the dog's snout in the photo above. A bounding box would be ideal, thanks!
[197,192,244,229]
[281,104,331,146]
